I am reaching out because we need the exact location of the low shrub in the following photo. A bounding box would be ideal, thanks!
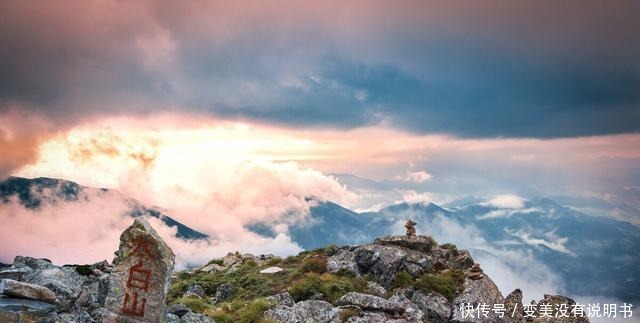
[391,271,413,289]
[207,298,274,323]
[415,269,465,301]
[302,257,327,274]
[173,296,212,313]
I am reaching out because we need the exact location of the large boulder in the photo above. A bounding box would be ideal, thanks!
[451,276,506,323]
[0,279,57,304]
[326,249,360,276]
[388,291,425,321]
[353,245,429,288]
[103,218,175,322]
[266,292,295,307]
[411,290,451,323]
[0,296,58,322]
[373,235,437,253]
[264,300,341,323]
[336,292,404,313]
[22,266,84,310]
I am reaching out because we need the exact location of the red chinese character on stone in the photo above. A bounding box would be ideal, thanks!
[131,237,156,260]
[122,291,146,317]
[126,260,151,292]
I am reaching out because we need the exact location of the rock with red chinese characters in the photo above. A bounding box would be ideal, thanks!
[103,218,175,323]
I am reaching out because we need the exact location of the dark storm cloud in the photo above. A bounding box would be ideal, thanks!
[0,0,638,137]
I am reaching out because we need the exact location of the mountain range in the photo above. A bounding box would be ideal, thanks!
[1,176,638,304]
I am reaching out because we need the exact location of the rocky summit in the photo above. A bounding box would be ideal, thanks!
[0,225,588,322]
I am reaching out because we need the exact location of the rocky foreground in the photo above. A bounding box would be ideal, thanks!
[0,228,588,322]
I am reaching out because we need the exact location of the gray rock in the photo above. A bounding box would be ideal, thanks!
[366,281,387,298]
[13,256,55,270]
[504,289,524,322]
[259,266,284,274]
[373,235,437,253]
[0,278,57,304]
[214,283,233,303]
[167,303,191,318]
[336,292,404,313]
[266,292,295,307]
[56,309,95,323]
[0,267,31,281]
[23,266,83,309]
[186,283,206,298]
[389,292,424,321]
[293,300,341,323]
[411,290,451,323]
[75,282,100,310]
[264,300,340,323]
[199,263,224,273]
[222,252,242,267]
[166,313,181,323]
[0,296,57,322]
[263,304,296,322]
[103,218,175,323]
[181,312,217,322]
[451,276,506,323]
[326,249,360,276]
[354,245,407,288]
[346,311,390,323]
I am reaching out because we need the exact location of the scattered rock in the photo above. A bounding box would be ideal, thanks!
[366,281,387,298]
[0,296,57,322]
[259,266,284,274]
[13,256,55,270]
[103,218,175,322]
[451,276,505,322]
[0,267,31,281]
[199,263,224,273]
[373,235,437,253]
[388,291,424,321]
[214,283,233,303]
[411,290,451,323]
[180,312,217,322]
[327,249,360,276]
[167,303,191,318]
[0,278,57,304]
[186,283,206,298]
[222,252,242,267]
[336,292,404,313]
[504,288,524,322]
[23,266,84,310]
[266,292,295,307]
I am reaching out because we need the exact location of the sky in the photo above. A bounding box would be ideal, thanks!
[1,0,639,311]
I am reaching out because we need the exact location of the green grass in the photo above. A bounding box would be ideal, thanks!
[391,271,413,290]
[289,272,368,303]
[415,269,465,301]
[173,296,213,312]
[301,257,327,274]
[207,298,274,323]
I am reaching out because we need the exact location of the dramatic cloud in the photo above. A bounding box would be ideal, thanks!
[1,1,638,138]
[0,107,56,178]
[6,117,362,267]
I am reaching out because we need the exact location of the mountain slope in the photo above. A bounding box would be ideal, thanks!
[248,198,640,303]
[0,176,208,240]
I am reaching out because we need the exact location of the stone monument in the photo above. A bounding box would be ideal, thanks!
[404,219,417,237]
[103,218,175,322]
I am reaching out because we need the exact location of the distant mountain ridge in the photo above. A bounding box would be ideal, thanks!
[0,176,208,240]
[249,198,640,303]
